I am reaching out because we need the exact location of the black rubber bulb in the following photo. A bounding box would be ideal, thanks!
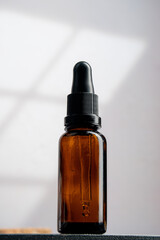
[71,61,95,93]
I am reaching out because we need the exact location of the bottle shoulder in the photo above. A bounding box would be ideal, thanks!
[59,129,106,143]
[96,130,107,143]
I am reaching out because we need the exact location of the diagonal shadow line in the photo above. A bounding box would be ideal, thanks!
[0,89,65,104]
[0,29,78,134]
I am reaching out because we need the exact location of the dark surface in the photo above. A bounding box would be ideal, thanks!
[0,234,160,240]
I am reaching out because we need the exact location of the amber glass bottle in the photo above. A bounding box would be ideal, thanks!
[58,62,107,234]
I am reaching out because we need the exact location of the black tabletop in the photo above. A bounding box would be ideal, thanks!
[0,234,160,240]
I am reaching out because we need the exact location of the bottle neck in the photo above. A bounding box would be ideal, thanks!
[64,114,101,130]
[65,126,98,132]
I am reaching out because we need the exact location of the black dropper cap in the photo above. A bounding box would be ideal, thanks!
[64,61,101,129]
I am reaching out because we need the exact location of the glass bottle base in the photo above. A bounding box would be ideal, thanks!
[58,222,106,234]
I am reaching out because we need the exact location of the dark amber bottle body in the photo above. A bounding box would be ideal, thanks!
[58,127,107,234]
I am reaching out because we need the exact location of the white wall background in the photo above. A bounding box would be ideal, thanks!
[0,0,160,235]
